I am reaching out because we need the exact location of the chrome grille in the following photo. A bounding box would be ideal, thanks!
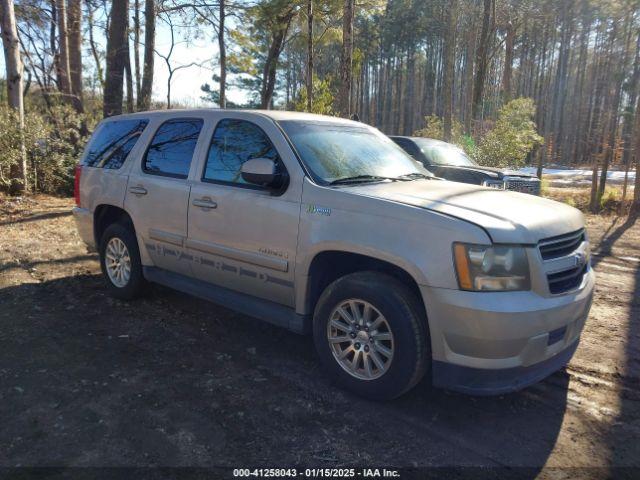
[539,228,588,294]
[538,229,585,260]
[503,177,541,195]
[547,264,587,295]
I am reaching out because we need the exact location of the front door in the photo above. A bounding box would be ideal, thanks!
[125,117,205,276]
[186,117,301,307]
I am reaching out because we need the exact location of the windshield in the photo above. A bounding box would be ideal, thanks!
[279,121,429,184]
[414,140,476,167]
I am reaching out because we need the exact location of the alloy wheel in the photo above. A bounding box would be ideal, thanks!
[327,299,395,380]
[105,237,131,288]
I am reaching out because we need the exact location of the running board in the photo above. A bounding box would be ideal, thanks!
[143,267,310,334]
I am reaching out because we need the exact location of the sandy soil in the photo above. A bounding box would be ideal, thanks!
[0,195,639,476]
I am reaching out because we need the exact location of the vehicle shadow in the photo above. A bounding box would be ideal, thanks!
[0,210,71,227]
[593,215,640,470]
[385,372,570,470]
[0,254,96,273]
[591,213,638,269]
[0,273,568,475]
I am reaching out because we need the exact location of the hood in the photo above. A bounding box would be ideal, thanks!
[501,168,539,179]
[346,179,583,244]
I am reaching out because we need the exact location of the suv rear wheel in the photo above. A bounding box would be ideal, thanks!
[313,271,429,400]
[99,222,146,299]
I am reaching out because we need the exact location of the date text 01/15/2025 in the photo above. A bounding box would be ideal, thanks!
[232,468,400,477]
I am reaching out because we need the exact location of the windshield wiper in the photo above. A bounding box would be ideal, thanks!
[329,175,408,185]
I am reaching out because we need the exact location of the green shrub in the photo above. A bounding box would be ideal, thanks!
[473,98,543,168]
[414,98,543,169]
[294,76,335,115]
[0,105,50,191]
[413,114,448,139]
[539,178,551,196]
[0,104,92,195]
[412,115,475,156]
[600,187,619,212]
[37,105,92,195]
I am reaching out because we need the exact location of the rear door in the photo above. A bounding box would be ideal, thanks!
[185,115,301,307]
[124,116,205,276]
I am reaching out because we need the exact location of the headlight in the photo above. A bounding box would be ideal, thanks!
[482,179,504,189]
[453,243,530,291]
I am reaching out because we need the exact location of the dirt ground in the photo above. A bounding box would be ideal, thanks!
[1,194,639,477]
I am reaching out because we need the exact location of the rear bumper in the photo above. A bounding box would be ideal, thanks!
[72,207,95,250]
[421,268,594,395]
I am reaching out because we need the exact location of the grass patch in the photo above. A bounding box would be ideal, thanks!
[543,185,634,215]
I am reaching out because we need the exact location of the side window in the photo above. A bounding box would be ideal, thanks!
[409,143,423,160]
[82,119,148,168]
[143,119,203,178]
[395,139,419,159]
[203,119,280,186]
[103,135,141,169]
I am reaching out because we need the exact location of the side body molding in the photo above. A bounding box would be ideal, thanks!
[149,229,184,247]
[185,238,289,272]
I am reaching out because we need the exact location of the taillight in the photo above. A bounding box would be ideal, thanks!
[74,165,82,207]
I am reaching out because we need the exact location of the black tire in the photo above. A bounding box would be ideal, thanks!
[99,222,147,300]
[313,271,430,400]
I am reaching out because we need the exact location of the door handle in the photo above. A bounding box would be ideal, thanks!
[129,185,148,196]
[192,197,217,210]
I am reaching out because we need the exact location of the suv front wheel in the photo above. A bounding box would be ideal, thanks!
[99,222,146,300]
[313,272,429,400]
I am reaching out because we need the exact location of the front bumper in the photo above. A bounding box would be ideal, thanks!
[422,268,594,395]
[432,339,578,395]
[72,207,95,250]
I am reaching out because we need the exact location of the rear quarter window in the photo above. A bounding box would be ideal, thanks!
[82,119,149,169]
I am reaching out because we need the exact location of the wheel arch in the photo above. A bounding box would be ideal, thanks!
[93,204,136,246]
[302,249,426,320]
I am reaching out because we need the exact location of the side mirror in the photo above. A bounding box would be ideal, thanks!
[241,157,281,188]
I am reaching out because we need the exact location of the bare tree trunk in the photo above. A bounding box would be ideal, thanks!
[588,24,615,212]
[621,154,631,215]
[633,89,640,214]
[260,35,284,109]
[463,26,476,135]
[338,0,354,117]
[133,0,141,102]
[306,0,313,111]
[404,48,416,134]
[125,41,134,113]
[56,0,72,100]
[501,21,515,103]
[633,139,640,215]
[0,0,28,194]
[620,31,640,214]
[67,0,83,112]
[570,12,592,165]
[597,16,632,207]
[551,2,575,161]
[50,0,58,89]
[260,10,294,109]
[218,0,226,108]
[166,70,171,109]
[472,0,493,121]
[103,0,129,117]
[87,0,104,91]
[137,0,154,111]
[442,0,457,142]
